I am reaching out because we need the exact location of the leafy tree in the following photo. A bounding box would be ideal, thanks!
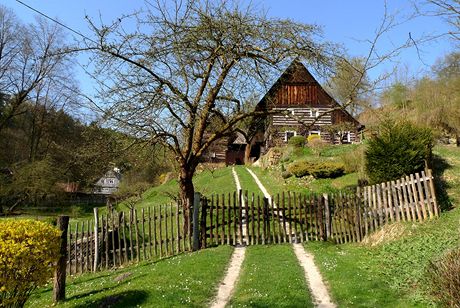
[365,119,433,184]
[81,0,337,226]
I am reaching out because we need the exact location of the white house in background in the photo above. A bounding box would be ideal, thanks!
[94,168,121,195]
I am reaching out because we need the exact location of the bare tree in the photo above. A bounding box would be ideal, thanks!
[0,6,73,132]
[420,0,460,40]
[80,0,338,226]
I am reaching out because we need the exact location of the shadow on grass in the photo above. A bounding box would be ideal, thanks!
[73,290,148,308]
[432,154,453,211]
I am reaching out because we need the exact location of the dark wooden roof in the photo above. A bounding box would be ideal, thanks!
[255,59,360,127]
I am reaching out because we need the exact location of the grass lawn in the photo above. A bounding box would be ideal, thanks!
[27,246,234,308]
[229,245,313,307]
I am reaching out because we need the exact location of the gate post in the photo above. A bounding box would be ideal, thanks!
[53,215,69,303]
[192,192,201,251]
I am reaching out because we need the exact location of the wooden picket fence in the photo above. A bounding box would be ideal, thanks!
[65,169,438,275]
[66,204,191,275]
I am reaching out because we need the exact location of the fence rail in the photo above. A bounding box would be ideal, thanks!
[65,169,438,275]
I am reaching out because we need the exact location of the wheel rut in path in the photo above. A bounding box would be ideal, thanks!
[245,167,336,308]
[209,167,247,308]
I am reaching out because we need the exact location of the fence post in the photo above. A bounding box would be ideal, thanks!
[192,192,201,251]
[200,196,208,249]
[323,193,331,240]
[53,215,69,303]
[93,208,99,272]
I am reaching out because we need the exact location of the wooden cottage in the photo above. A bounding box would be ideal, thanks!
[204,60,363,165]
[245,60,363,161]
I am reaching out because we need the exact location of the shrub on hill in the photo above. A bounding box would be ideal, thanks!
[0,220,61,307]
[365,120,433,184]
[288,136,306,148]
[288,161,345,179]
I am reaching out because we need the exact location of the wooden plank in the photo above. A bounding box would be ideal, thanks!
[376,184,384,227]
[165,205,170,255]
[227,193,231,245]
[148,207,152,258]
[405,176,416,221]
[261,198,266,245]
[251,193,257,245]
[89,221,93,271]
[116,214,122,265]
[152,207,158,256]
[415,173,428,220]
[107,217,117,267]
[399,179,410,221]
[221,194,226,246]
[395,180,404,221]
[277,194,283,243]
[293,192,298,243]
[141,208,146,260]
[410,174,422,221]
[170,204,175,253]
[134,209,140,262]
[302,194,308,242]
[355,188,362,241]
[176,205,180,254]
[283,192,288,243]
[246,191,251,245]
[210,195,214,245]
[158,205,163,257]
[257,195,261,244]
[122,212,128,263]
[421,171,434,219]
[299,194,305,243]
[128,210,134,261]
[238,190,243,245]
[390,180,400,222]
[103,217,109,269]
[233,192,237,246]
[426,169,439,217]
[370,185,376,230]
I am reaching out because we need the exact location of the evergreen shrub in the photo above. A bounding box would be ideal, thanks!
[0,220,61,307]
[365,120,433,184]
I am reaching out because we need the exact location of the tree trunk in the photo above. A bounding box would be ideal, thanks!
[244,143,252,164]
[179,166,196,236]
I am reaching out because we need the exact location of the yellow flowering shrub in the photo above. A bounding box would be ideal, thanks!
[0,220,61,307]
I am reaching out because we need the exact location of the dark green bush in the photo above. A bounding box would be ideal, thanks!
[287,161,345,179]
[365,120,433,184]
[426,247,460,307]
[281,171,292,179]
[288,136,306,148]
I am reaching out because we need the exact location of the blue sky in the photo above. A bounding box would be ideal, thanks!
[4,0,455,97]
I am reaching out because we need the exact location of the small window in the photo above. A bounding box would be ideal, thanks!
[309,130,321,136]
[109,179,114,184]
[285,131,296,142]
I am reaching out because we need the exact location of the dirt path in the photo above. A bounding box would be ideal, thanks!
[209,168,247,308]
[245,167,336,308]
[293,243,336,307]
[209,246,246,308]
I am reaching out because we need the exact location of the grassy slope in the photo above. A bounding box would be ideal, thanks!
[229,245,313,308]
[306,145,460,306]
[28,246,234,308]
